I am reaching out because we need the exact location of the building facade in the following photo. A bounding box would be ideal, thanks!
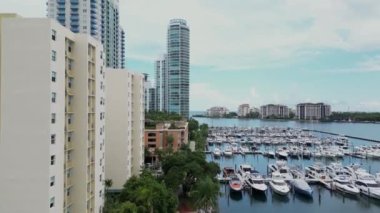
[105,69,144,191]
[238,104,250,117]
[0,16,105,213]
[144,121,188,161]
[207,106,229,117]
[155,54,168,112]
[167,19,190,118]
[260,104,289,119]
[296,103,331,120]
[47,0,125,68]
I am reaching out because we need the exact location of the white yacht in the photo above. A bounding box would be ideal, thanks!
[276,148,288,159]
[333,175,360,195]
[224,145,233,157]
[239,145,250,155]
[326,162,351,179]
[246,171,268,193]
[231,142,239,154]
[270,176,290,196]
[213,147,221,157]
[355,173,380,199]
[305,163,332,189]
[237,164,253,182]
[268,161,293,180]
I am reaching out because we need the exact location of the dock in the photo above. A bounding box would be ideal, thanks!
[304,129,380,143]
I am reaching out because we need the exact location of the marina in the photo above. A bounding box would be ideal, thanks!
[196,117,380,213]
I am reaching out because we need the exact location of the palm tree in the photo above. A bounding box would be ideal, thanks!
[190,177,220,213]
[105,179,113,193]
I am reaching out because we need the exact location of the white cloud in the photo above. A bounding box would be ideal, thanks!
[120,0,380,71]
[190,82,240,110]
[326,55,380,73]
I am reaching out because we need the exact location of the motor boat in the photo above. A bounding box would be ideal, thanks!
[223,167,235,178]
[304,150,312,159]
[239,146,250,155]
[305,163,332,189]
[326,162,351,179]
[237,164,253,182]
[333,175,360,195]
[290,179,313,197]
[246,171,268,193]
[231,142,239,154]
[268,161,292,180]
[376,173,380,184]
[288,146,299,158]
[276,148,288,159]
[213,147,221,157]
[229,175,243,192]
[269,176,290,196]
[265,150,275,158]
[224,145,233,157]
[355,174,380,199]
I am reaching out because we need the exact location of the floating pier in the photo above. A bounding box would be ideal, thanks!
[304,129,380,143]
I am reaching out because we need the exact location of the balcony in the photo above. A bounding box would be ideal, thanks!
[65,103,74,114]
[65,142,73,151]
[64,176,73,188]
[64,160,73,170]
[64,194,72,209]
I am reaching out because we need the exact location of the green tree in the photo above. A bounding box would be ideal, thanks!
[119,171,178,213]
[190,177,220,213]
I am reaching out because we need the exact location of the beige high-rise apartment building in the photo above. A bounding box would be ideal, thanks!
[0,15,105,213]
[238,104,250,117]
[105,69,144,191]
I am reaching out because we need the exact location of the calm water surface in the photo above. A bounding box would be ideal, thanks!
[194,117,380,213]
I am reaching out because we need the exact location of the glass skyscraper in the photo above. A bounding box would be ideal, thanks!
[167,19,190,118]
[47,0,125,68]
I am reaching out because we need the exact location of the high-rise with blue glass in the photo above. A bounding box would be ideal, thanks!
[167,19,190,118]
[47,0,125,68]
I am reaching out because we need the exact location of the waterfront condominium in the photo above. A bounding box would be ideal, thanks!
[47,0,126,68]
[238,104,250,117]
[155,54,168,112]
[105,69,144,190]
[167,19,190,118]
[0,15,105,213]
[207,106,229,117]
[260,104,290,119]
[296,102,331,120]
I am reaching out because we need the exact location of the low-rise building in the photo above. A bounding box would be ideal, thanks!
[207,106,229,117]
[238,104,250,117]
[144,121,188,161]
[260,104,289,119]
[296,103,331,120]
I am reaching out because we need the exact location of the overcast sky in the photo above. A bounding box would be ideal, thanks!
[1,0,380,111]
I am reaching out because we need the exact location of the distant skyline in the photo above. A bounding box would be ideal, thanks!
[2,0,380,112]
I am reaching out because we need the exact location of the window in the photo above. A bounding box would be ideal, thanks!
[50,197,55,208]
[51,155,55,165]
[52,71,56,82]
[50,176,55,187]
[52,50,56,61]
[52,92,56,103]
[51,134,56,144]
[51,113,56,124]
[52,30,56,41]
